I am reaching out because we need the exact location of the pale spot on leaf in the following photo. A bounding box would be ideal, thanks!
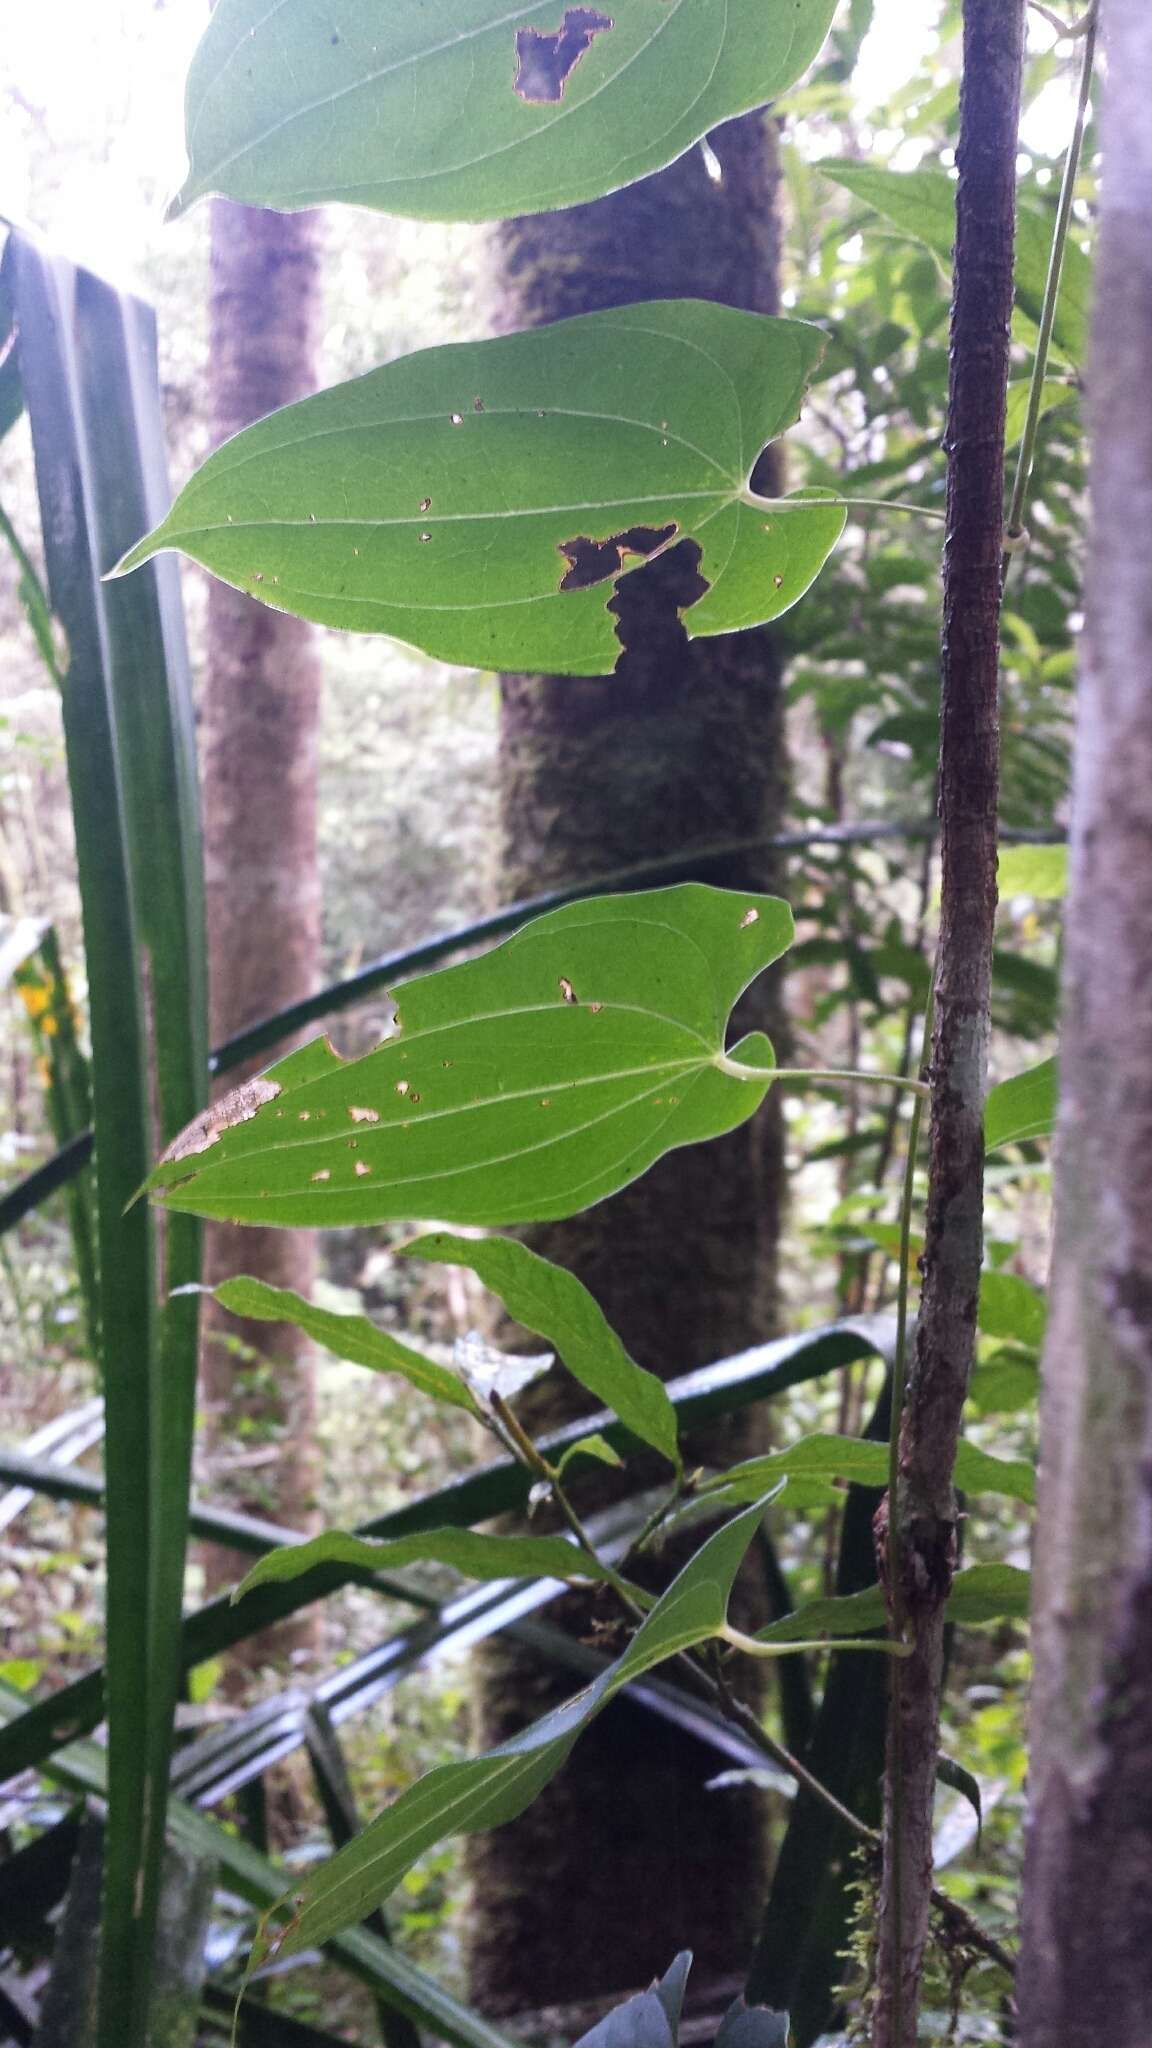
[159,1076,281,1163]
[348,1105,379,1123]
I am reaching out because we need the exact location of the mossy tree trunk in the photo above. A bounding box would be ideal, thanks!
[199,199,324,1661]
[467,117,789,2017]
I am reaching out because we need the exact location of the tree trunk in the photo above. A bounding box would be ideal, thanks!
[1017,8,1152,2041]
[199,200,324,1646]
[467,117,788,2017]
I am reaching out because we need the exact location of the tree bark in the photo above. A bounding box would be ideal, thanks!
[467,117,788,2017]
[200,200,324,1643]
[1017,8,1152,2042]
[873,7,1021,2044]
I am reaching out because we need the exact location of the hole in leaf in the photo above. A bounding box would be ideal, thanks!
[557,522,677,592]
[514,9,614,104]
[609,537,711,677]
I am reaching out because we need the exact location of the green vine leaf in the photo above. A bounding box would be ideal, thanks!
[251,1496,772,1961]
[703,1432,1036,1509]
[985,1056,1058,1151]
[755,1562,1032,1645]
[818,159,1091,364]
[212,1274,482,1414]
[114,303,844,677]
[403,1232,679,1468]
[168,0,839,224]
[234,1525,618,1601]
[146,884,794,1230]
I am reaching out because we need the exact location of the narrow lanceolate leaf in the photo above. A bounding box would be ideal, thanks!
[169,0,839,224]
[985,1055,1058,1150]
[235,1526,616,1601]
[115,303,845,677]
[818,161,1091,364]
[254,1498,772,1960]
[707,1433,1036,1509]
[403,1233,680,1467]
[146,884,795,1230]
[756,1562,1032,1644]
[213,1275,480,1414]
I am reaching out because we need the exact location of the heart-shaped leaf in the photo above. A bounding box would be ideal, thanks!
[168,0,839,225]
[234,1524,618,1601]
[253,1496,771,1960]
[146,884,794,1230]
[403,1233,679,1467]
[115,302,844,677]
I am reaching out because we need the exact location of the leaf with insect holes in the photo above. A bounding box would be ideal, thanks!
[233,1525,620,1602]
[114,302,844,678]
[145,884,794,1231]
[404,1232,680,1467]
[985,1056,1058,1151]
[168,0,839,225]
[251,1497,774,1961]
[211,1274,482,1414]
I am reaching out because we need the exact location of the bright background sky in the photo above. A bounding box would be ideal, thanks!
[1,0,1084,289]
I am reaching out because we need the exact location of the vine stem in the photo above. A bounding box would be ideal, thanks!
[716,1055,930,1098]
[873,3,1023,2041]
[884,983,933,2048]
[743,490,948,524]
[1004,3,1097,571]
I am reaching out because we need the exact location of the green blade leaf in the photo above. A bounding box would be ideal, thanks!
[985,1055,1058,1150]
[709,1432,1035,1509]
[997,843,1068,899]
[213,1275,480,1414]
[817,160,1091,364]
[556,1433,624,1479]
[978,1271,1047,1351]
[756,1563,1031,1645]
[257,1496,771,1959]
[146,884,795,1230]
[234,1525,617,1601]
[169,0,839,224]
[402,1233,679,1467]
[114,302,844,677]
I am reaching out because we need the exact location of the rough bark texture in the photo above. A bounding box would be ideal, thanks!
[467,117,788,2016]
[200,201,324,1640]
[873,8,1021,2044]
[1017,9,1152,2041]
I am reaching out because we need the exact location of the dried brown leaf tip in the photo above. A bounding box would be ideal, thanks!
[159,1077,281,1164]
